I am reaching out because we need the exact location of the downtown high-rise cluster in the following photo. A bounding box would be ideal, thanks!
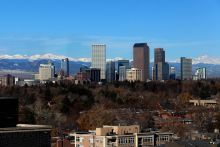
[26,42,208,85]
[73,43,207,84]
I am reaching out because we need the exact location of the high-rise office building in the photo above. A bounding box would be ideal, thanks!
[194,67,207,80]
[181,57,192,80]
[153,48,169,81]
[154,48,165,63]
[92,44,106,80]
[106,61,115,83]
[119,66,127,81]
[133,43,150,81]
[117,60,130,81]
[169,67,176,80]
[117,60,130,72]
[38,62,55,81]
[61,58,69,77]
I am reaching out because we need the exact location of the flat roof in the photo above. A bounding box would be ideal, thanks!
[0,97,17,100]
[0,124,52,133]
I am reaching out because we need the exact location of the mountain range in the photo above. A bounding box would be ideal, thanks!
[0,54,219,78]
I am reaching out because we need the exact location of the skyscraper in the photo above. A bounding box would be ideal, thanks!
[169,67,176,80]
[61,58,69,77]
[38,62,55,81]
[181,57,192,80]
[119,66,127,81]
[106,61,115,83]
[133,43,150,81]
[92,44,106,80]
[153,48,169,81]
[117,60,130,81]
[154,48,165,63]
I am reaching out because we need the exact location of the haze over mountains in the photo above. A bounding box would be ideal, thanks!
[0,54,219,78]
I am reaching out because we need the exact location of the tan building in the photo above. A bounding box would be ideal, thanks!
[133,43,150,81]
[36,63,55,81]
[126,68,142,82]
[95,125,139,147]
[94,125,173,147]
[66,125,173,147]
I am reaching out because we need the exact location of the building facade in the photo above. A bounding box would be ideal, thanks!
[169,67,176,80]
[181,57,192,80]
[126,68,143,82]
[0,124,52,147]
[61,58,69,77]
[0,74,15,86]
[133,43,150,81]
[194,67,207,80]
[92,44,106,80]
[90,68,101,82]
[153,48,169,81]
[38,62,55,81]
[117,60,130,81]
[119,66,127,81]
[106,61,115,83]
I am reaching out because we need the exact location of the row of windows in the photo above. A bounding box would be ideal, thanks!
[143,137,153,143]
[157,135,170,141]
[118,137,134,144]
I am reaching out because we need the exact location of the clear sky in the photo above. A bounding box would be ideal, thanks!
[0,0,219,61]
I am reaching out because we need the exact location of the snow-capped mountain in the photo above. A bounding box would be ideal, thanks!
[170,55,220,65]
[0,54,219,78]
[192,55,220,65]
[0,53,91,62]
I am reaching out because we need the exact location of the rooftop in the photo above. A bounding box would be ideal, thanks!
[0,124,52,133]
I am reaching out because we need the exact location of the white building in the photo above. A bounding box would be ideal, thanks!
[92,44,106,80]
[37,63,55,81]
[126,68,143,82]
[193,67,207,80]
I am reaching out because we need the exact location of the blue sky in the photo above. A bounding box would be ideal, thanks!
[0,0,219,61]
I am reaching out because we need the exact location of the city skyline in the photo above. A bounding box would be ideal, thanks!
[0,0,219,61]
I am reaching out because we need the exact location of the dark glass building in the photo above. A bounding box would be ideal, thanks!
[61,58,69,77]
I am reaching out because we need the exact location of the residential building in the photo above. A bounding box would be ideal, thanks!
[153,48,169,81]
[133,43,150,81]
[181,57,192,80]
[189,99,217,108]
[0,97,52,147]
[0,124,52,147]
[61,58,70,77]
[193,67,207,80]
[0,74,15,86]
[37,62,55,81]
[126,68,143,82]
[69,132,95,147]
[95,125,173,147]
[92,44,106,80]
[106,61,115,83]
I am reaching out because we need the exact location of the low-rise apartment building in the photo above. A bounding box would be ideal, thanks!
[61,125,174,147]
